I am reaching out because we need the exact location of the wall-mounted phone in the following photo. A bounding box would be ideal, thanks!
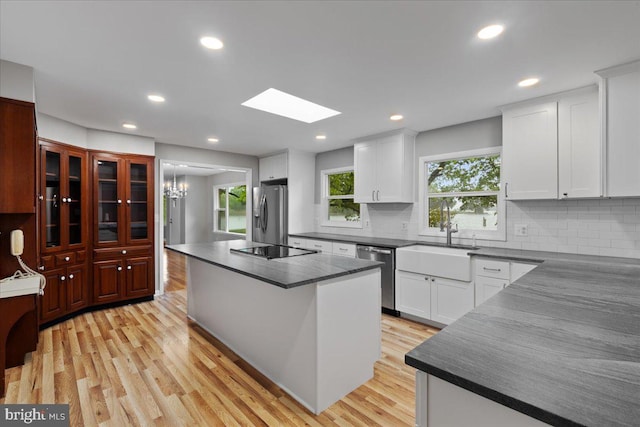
[11,229,24,256]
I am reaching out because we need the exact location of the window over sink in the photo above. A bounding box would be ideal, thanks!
[419,147,504,241]
[321,167,361,228]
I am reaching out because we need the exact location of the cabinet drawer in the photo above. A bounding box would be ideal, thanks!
[306,239,332,253]
[93,245,152,260]
[288,237,308,248]
[55,252,77,266]
[76,250,87,263]
[332,242,356,257]
[40,255,55,270]
[474,258,510,279]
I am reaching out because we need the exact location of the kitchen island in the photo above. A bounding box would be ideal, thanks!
[167,240,382,415]
[406,251,640,427]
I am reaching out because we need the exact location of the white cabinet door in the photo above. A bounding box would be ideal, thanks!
[376,134,404,202]
[354,141,378,203]
[306,239,332,253]
[396,270,431,319]
[332,242,356,257]
[475,276,507,306]
[600,63,640,197]
[259,153,288,182]
[430,277,474,325]
[502,102,558,200]
[558,89,601,198]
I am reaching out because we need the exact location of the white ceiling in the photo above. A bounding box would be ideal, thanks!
[2,1,639,157]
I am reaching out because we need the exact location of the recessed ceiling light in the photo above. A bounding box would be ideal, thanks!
[200,36,224,50]
[122,123,137,129]
[315,135,327,140]
[148,94,165,103]
[207,137,219,143]
[518,77,540,87]
[241,88,341,123]
[477,24,504,40]
[390,114,404,121]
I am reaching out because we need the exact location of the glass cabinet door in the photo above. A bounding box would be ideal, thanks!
[97,160,120,243]
[44,151,61,248]
[128,162,149,241]
[67,154,83,245]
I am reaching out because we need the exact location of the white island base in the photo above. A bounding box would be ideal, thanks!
[186,258,381,414]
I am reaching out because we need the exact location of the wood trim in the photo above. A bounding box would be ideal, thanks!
[0,96,35,107]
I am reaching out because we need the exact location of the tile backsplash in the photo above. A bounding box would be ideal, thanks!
[315,198,640,259]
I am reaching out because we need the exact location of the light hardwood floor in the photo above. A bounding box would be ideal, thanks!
[1,249,438,426]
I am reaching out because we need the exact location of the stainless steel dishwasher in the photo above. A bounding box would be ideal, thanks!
[356,245,398,316]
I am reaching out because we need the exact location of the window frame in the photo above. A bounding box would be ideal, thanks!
[321,166,362,229]
[418,147,505,241]
[213,182,247,235]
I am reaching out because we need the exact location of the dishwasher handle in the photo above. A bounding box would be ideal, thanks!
[358,246,392,255]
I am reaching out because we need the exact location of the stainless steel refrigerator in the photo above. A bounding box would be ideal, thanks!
[253,185,288,245]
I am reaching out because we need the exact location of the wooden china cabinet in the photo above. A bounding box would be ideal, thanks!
[38,139,90,324]
[91,152,154,304]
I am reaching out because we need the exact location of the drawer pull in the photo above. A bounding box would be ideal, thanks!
[60,275,66,281]
[64,256,70,261]
[127,265,132,270]
[314,245,322,248]
[483,267,502,272]
[117,266,123,271]
[122,250,127,255]
[68,274,74,279]
[339,248,348,251]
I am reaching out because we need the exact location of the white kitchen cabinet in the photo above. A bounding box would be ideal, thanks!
[475,276,507,306]
[288,237,308,248]
[430,277,475,325]
[558,88,601,198]
[396,270,431,319]
[305,239,332,253]
[502,102,558,200]
[474,257,538,306]
[332,242,356,257]
[354,129,416,203]
[259,152,288,182]
[501,86,601,200]
[597,60,640,197]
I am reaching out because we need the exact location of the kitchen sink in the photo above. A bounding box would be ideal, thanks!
[396,244,476,281]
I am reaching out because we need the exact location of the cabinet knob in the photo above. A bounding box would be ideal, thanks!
[127,265,132,270]
[38,195,44,201]
[68,274,74,279]
[563,192,568,197]
[431,278,435,282]
[39,266,45,271]
[60,275,66,281]
[122,250,127,255]
[126,199,131,205]
[61,197,66,203]
[64,256,70,261]
[117,199,122,204]
[117,266,123,271]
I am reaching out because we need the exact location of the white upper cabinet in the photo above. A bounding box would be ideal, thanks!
[501,85,601,200]
[354,129,416,203]
[597,60,640,197]
[502,101,558,200]
[558,88,601,198]
[259,152,288,182]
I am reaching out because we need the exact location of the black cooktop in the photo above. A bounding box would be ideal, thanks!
[230,245,318,260]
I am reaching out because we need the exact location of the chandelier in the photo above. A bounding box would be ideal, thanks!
[164,165,187,202]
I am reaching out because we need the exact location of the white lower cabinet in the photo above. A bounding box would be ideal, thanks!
[396,270,473,325]
[474,257,539,306]
[430,277,475,325]
[288,237,308,248]
[475,276,508,306]
[332,242,356,257]
[396,270,431,319]
[305,239,332,253]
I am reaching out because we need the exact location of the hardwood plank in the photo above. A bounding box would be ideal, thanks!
[1,249,438,426]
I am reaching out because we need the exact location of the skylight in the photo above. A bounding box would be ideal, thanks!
[241,88,341,123]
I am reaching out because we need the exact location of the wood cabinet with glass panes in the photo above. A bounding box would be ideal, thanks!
[38,139,90,324]
[91,151,154,303]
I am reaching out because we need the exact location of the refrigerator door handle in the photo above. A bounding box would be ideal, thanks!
[261,195,268,232]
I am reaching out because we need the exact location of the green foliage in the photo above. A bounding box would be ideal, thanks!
[328,171,360,221]
[329,172,355,196]
[227,185,246,215]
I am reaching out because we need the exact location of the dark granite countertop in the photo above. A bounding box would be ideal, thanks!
[289,232,418,248]
[406,252,640,427]
[166,240,382,289]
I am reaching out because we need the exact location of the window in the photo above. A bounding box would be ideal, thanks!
[419,147,504,241]
[321,167,361,228]
[214,184,247,234]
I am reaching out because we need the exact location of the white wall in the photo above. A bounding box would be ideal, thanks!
[37,113,88,147]
[87,129,154,155]
[0,60,34,102]
[183,175,210,243]
[313,117,640,259]
[288,150,316,234]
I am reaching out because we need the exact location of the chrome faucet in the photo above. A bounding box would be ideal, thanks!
[439,199,458,246]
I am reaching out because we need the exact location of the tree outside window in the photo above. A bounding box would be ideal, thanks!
[215,184,247,234]
[322,168,361,228]
[420,148,504,240]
